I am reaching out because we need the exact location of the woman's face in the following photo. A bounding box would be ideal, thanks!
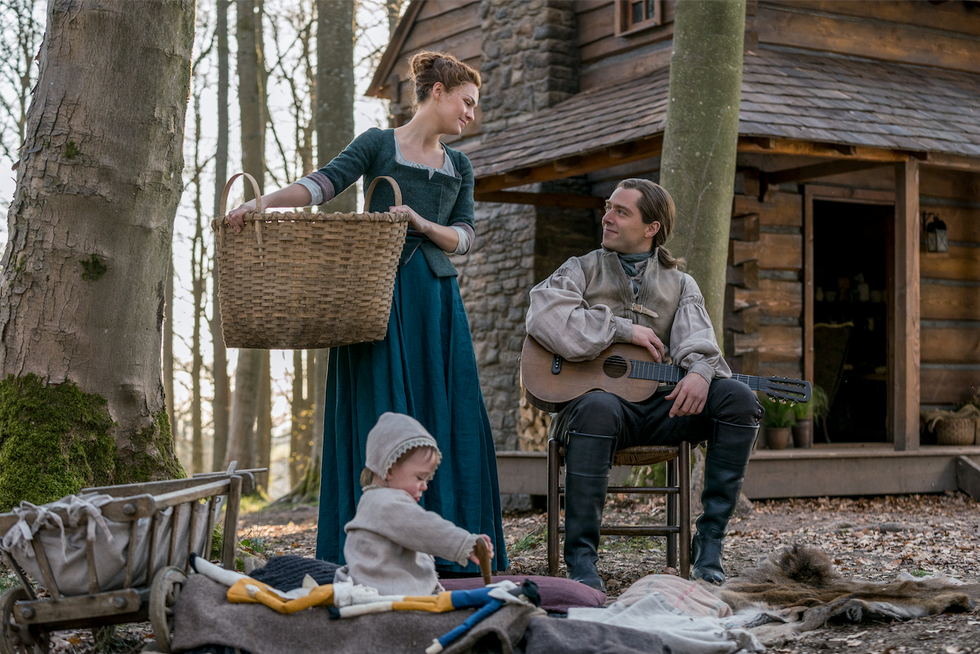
[431,82,479,135]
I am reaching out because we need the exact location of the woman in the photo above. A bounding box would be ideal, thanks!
[227,52,507,575]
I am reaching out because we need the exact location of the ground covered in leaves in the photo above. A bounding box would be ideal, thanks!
[4,492,979,653]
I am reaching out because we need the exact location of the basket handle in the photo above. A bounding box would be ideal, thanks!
[216,172,265,246]
[218,172,264,217]
[364,175,403,209]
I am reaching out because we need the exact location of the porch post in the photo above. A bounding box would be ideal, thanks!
[892,159,920,451]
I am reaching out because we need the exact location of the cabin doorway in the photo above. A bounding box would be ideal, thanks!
[812,200,894,443]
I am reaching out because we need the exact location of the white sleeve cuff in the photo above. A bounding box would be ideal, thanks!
[294,177,323,206]
[451,225,471,255]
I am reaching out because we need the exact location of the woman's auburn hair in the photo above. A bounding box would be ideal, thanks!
[410,51,481,107]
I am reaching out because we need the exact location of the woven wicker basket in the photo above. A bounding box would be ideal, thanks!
[936,418,977,446]
[213,173,409,349]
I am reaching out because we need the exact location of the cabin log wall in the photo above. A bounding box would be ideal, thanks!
[726,191,804,382]
[919,168,980,408]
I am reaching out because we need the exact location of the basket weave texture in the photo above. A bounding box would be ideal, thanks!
[213,173,409,349]
[936,418,976,445]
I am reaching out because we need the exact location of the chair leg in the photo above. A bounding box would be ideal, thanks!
[679,441,691,579]
[666,455,677,570]
[547,438,560,576]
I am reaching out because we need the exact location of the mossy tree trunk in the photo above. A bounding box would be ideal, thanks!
[659,0,745,343]
[0,0,194,509]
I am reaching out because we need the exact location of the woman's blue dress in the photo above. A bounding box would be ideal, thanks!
[313,129,508,573]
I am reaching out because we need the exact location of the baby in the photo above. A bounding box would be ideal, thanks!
[334,412,495,596]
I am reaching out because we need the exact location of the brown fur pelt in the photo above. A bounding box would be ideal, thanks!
[716,545,976,631]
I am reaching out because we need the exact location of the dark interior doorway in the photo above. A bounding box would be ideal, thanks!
[812,200,893,443]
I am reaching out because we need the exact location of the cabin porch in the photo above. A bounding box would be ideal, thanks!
[496,443,980,501]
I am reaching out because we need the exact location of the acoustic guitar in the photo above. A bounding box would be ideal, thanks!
[520,335,812,412]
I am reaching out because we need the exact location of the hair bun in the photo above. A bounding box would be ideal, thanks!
[408,51,481,108]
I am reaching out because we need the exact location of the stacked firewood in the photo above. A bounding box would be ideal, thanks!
[517,397,550,452]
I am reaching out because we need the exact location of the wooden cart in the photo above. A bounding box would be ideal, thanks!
[1,463,263,654]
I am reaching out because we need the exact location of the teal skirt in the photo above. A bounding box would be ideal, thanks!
[315,254,509,573]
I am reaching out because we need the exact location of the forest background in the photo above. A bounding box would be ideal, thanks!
[0,0,404,500]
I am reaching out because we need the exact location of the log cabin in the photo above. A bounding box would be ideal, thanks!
[368,0,980,500]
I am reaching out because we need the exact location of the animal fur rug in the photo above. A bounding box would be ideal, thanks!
[716,545,979,632]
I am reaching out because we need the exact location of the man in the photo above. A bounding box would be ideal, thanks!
[525,178,763,590]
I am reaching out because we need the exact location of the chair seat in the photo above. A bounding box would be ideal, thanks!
[613,445,680,467]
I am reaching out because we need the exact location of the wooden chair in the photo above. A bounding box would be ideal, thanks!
[547,438,692,579]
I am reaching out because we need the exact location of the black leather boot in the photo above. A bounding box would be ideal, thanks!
[563,431,616,591]
[692,419,759,584]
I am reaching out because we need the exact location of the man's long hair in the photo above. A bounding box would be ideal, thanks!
[617,178,679,269]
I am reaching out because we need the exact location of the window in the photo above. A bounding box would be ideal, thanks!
[616,0,663,36]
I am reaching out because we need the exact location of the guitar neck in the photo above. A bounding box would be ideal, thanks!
[629,360,764,391]
[628,359,685,385]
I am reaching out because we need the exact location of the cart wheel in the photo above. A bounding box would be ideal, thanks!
[1,587,48,654]
[150,566,187,654]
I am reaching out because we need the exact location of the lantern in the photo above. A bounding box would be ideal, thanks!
[923,212,948,253]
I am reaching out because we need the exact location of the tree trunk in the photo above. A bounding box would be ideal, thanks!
[211,0,231,470]
[164,253,175,435]
[316,0,355,213]
[277,348,326,504]
[0,0,193,508]
[290,349,308,486]
[386,0,404,36]
[190,87,206,475]
[224,349,261,470]
[225,0,266,470]
[255,350,272,493]
[659,0,745,343]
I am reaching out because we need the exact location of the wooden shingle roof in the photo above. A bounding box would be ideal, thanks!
[468,46,980,182]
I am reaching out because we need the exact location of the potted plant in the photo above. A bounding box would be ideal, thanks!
[759,394,796,450]
[791,385,829,449]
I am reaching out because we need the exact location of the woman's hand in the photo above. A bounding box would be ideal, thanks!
[226,199,257,233]
[468,534,494,565]
[389,204,461,253]
[389,204,428,233]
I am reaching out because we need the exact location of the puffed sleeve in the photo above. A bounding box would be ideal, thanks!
[526,257,634,362]
[669,275,732,383]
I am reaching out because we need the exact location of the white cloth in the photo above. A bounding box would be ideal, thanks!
[568,591,764,654]
[1,493,221,595]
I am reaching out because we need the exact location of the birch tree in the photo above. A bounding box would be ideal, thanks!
[0,0,194,508]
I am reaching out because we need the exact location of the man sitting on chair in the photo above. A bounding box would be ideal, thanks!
[525,178,763,590]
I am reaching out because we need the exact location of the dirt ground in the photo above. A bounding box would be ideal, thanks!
[5,492,980,653]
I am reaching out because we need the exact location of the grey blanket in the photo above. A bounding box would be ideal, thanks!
[517,617,666,654]
[171,575,541,654]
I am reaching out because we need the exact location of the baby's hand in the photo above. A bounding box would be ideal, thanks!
[468,534,494,565]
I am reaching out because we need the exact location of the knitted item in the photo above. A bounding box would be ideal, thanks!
[364,412,440,480]
[249,555,340,591]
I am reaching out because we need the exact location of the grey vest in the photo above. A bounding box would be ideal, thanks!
[579,248,686,364]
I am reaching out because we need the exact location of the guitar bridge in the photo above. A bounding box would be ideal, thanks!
[551,354,562,375]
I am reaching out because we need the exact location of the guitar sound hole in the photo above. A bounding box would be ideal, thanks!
[603,355,628,379]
